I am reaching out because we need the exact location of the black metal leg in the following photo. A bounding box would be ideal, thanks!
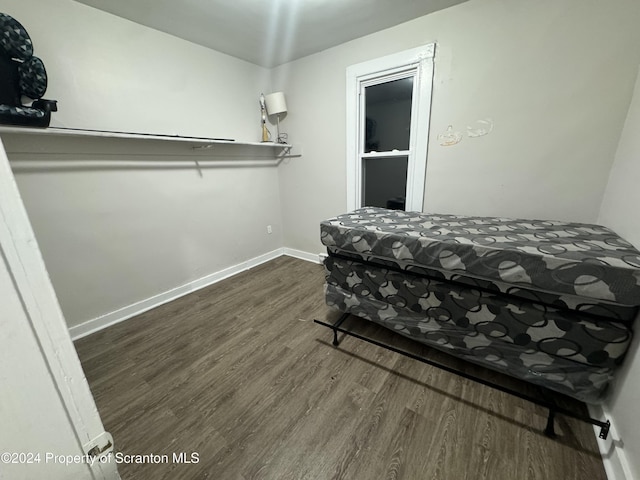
[331,313,350,346]
[544,409,557,438]
[599,420,611,440]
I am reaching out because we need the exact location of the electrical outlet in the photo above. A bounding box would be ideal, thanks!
[267,225,273,234]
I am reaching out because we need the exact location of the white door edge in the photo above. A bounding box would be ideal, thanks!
[0,136,119,479]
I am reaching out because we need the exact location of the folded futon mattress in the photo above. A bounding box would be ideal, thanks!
[320,208,640,403]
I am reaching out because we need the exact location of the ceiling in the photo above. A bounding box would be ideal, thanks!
[73,0,467,68]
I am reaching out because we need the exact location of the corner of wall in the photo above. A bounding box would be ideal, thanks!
[594,62,640,480]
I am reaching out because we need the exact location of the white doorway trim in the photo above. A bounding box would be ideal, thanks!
[0,137,117,479]
[346,43,435,212]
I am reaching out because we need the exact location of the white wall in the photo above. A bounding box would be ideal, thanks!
[0,0,283,329]
[5,134,283,329]
[0,248,96,479]
[0,0,270,140]
[598,66,640,480]
[272,0,640,255]
[599,68,640,247]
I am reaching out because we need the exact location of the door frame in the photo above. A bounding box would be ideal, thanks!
[0,137,117,479]
[346,43,435,212]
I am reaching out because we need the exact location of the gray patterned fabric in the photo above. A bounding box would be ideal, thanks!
[333,250,638,323]
[321,208,640,404]
[0,104,45,118]
[326,283,614,403]
[0,13,53,127]
[0,13,33,60]
[321,207,640,307]
[18,56,47,99]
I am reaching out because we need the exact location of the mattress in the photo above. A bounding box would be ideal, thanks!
[325,256,631,402]
[320,208,640,403]
[321,207,640,315]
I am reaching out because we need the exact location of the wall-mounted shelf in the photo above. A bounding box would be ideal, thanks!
[0,125,292,150]
[0,125,298,170]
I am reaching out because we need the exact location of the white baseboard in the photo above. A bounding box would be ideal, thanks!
[70,247,323,341]
[588,404,632,480]
[283,247,322,264]
[70,248,284,341]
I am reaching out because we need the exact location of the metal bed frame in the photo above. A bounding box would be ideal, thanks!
[314,314,610,439]
[316,251,613,441]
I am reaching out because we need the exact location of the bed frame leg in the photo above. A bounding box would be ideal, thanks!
[331,313,350,346]
[544,409,557,438]
[599,420,611,440]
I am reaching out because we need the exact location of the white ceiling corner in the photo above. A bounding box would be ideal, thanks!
[72,0,468,67]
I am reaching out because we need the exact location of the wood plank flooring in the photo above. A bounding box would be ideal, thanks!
[74,256,607,480]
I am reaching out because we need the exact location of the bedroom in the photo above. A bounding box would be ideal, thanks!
[1,0,640,478]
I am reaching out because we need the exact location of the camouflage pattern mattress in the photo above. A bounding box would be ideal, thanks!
[320,208,640,403]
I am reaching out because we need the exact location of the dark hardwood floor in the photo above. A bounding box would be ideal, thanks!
[75,256,607,480]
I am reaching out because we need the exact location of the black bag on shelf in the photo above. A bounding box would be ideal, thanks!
[0,12,57,127]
